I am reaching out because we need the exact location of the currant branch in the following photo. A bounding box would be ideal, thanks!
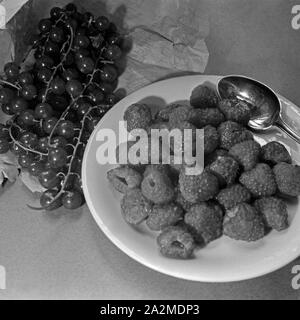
[42,26,74,104]
[0,79,21,90]
[43,104,104,208]
[47,59,107,146]
[8,122,47,157]
[41,13,67,56]
[0,3,123,211]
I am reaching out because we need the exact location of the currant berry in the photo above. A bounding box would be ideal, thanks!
[44,41,60,56]
[107,33,123,46]
[76,26,87,36]
[50,7,63,21]
[62,68,79,81]
[0,88,15,104]
[1,104,14,115]
[4,62,19,79]
[10,143,26,155]
[18,71,34,85]
[89,89,104,103]
[104,45,122,60]
[57,120,75,139]
[28,161,46,176]
[50,136,68,149]
[64,18,78,32]
[49,26,65,43]
[43,117,58,134]
[76,56,94,74]
[39,170,61,189]
[19,109,36,126]
[51,77,65,95]
[62,190,83,209]
[98,81,116,95]
[18,153,34,168]
[95,16,110,32]
[35,103,53,119]
[74,48,89,60]
[50,94,68,111]
[48,147,68,168]
[36,56,55,69]
[19,132,38,148]
[77,102,92,117]
[106,93,118,105]
[11,97,28,114]
[38,137,49,153]
[82,12,93,23]
[40,189,62,210]
[65,3,77,13]
[21,84,37,100]
[38,19,52,33]
[100,65,118,83]
[74,35,90,49]
[66,79,83,97]
[63,53,74,66]
[87,117,100,132]
[37,68,52,82]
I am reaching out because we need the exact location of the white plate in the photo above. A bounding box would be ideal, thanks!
[82,75,300,282]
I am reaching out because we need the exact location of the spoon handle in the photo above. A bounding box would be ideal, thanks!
[275,117,300,144]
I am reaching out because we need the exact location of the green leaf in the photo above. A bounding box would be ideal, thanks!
[0,151,19,186]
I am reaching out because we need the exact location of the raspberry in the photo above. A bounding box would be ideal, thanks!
[121,188,152,225]
[239,163,277,197]
[218,121,253,150]
[179,169,219,203]
[184,202,223,244]
[204,125,219,154]
[123,103,152,132]
[157,226,195,259]
[107,166,142,193]
[254,197,288,231]
[146,203,183,231]
[273,163,300,197]
[141,168,175,204]
[223,203,265,241]
[229,140,261,171]
[190,84,219,108]
[218,99,252,124]
[209,155,239,186]
[189,108,225,128]
[216,184,251,210]
[261,141,292,165]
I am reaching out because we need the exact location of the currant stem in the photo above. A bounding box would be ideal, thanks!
[42,28,74,104]
[41,13,67,56]
[0,79,21,90]
[8,123,48,157]
[47,62,102,146]
[45,105,102,207]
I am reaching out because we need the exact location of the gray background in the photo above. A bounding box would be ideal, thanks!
[1,0,300,299]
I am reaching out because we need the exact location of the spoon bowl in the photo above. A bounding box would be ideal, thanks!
[217,75,300,143]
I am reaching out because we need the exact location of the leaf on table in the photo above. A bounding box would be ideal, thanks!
[0,151,19,186]
[19,170,45,194]
[21,48,36,72]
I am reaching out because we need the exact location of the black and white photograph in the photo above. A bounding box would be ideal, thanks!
[0,0,300,303]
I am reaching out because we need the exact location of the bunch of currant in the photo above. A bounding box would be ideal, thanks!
[0,3,124,210]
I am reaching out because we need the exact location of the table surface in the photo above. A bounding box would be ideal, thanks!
[1,0,300,300]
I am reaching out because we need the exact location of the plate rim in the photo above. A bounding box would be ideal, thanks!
[82,74,300,282]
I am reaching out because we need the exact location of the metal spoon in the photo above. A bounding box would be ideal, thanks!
[217,75,300,144]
